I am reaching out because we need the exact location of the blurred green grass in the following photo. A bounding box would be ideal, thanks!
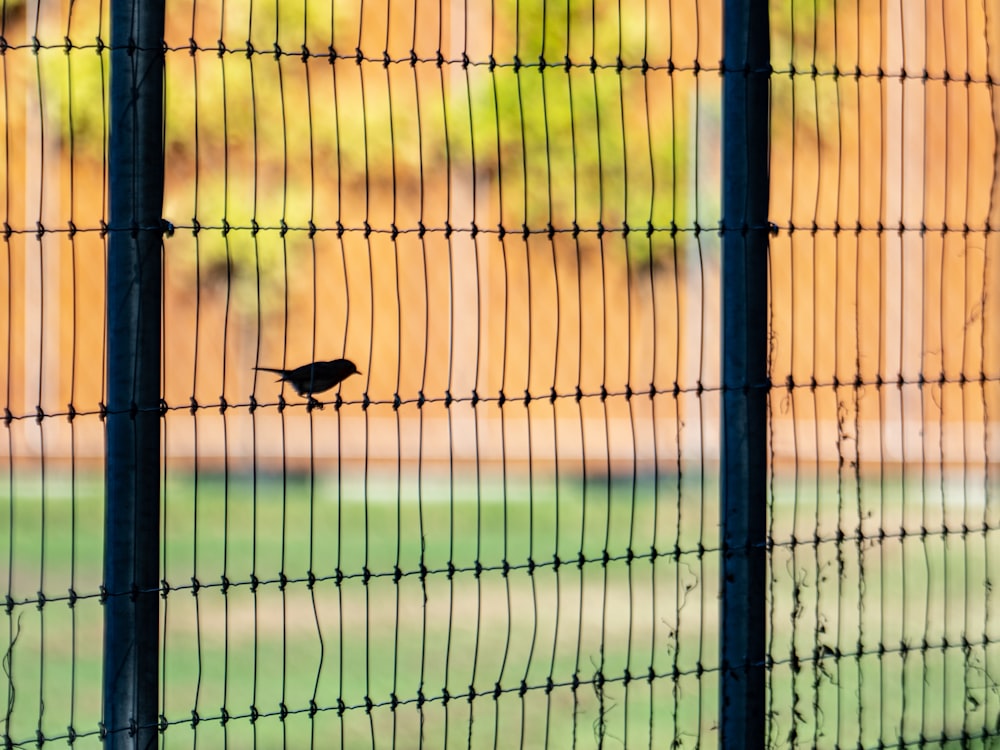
[3,468,1000,748]
[2,468,715,749]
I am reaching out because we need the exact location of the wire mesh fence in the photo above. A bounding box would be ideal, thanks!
[767,2,1000,746]
[0,0,998,748]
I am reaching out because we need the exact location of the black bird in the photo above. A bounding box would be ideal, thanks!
[254,358,361,396]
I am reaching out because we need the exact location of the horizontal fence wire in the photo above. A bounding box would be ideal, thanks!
[0,1,998,749]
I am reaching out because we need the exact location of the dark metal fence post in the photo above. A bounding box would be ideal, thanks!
[721,0,769,746]
[103,2,165,747]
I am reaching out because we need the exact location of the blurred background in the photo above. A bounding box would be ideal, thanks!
[0,1,996,471]
[1,0,712,477]
[1,0,999,747]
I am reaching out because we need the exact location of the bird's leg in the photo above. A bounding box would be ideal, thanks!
[307,395,324,411]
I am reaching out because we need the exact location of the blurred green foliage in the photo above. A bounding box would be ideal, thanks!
[44,1,703,279]
[37,0,840,295]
